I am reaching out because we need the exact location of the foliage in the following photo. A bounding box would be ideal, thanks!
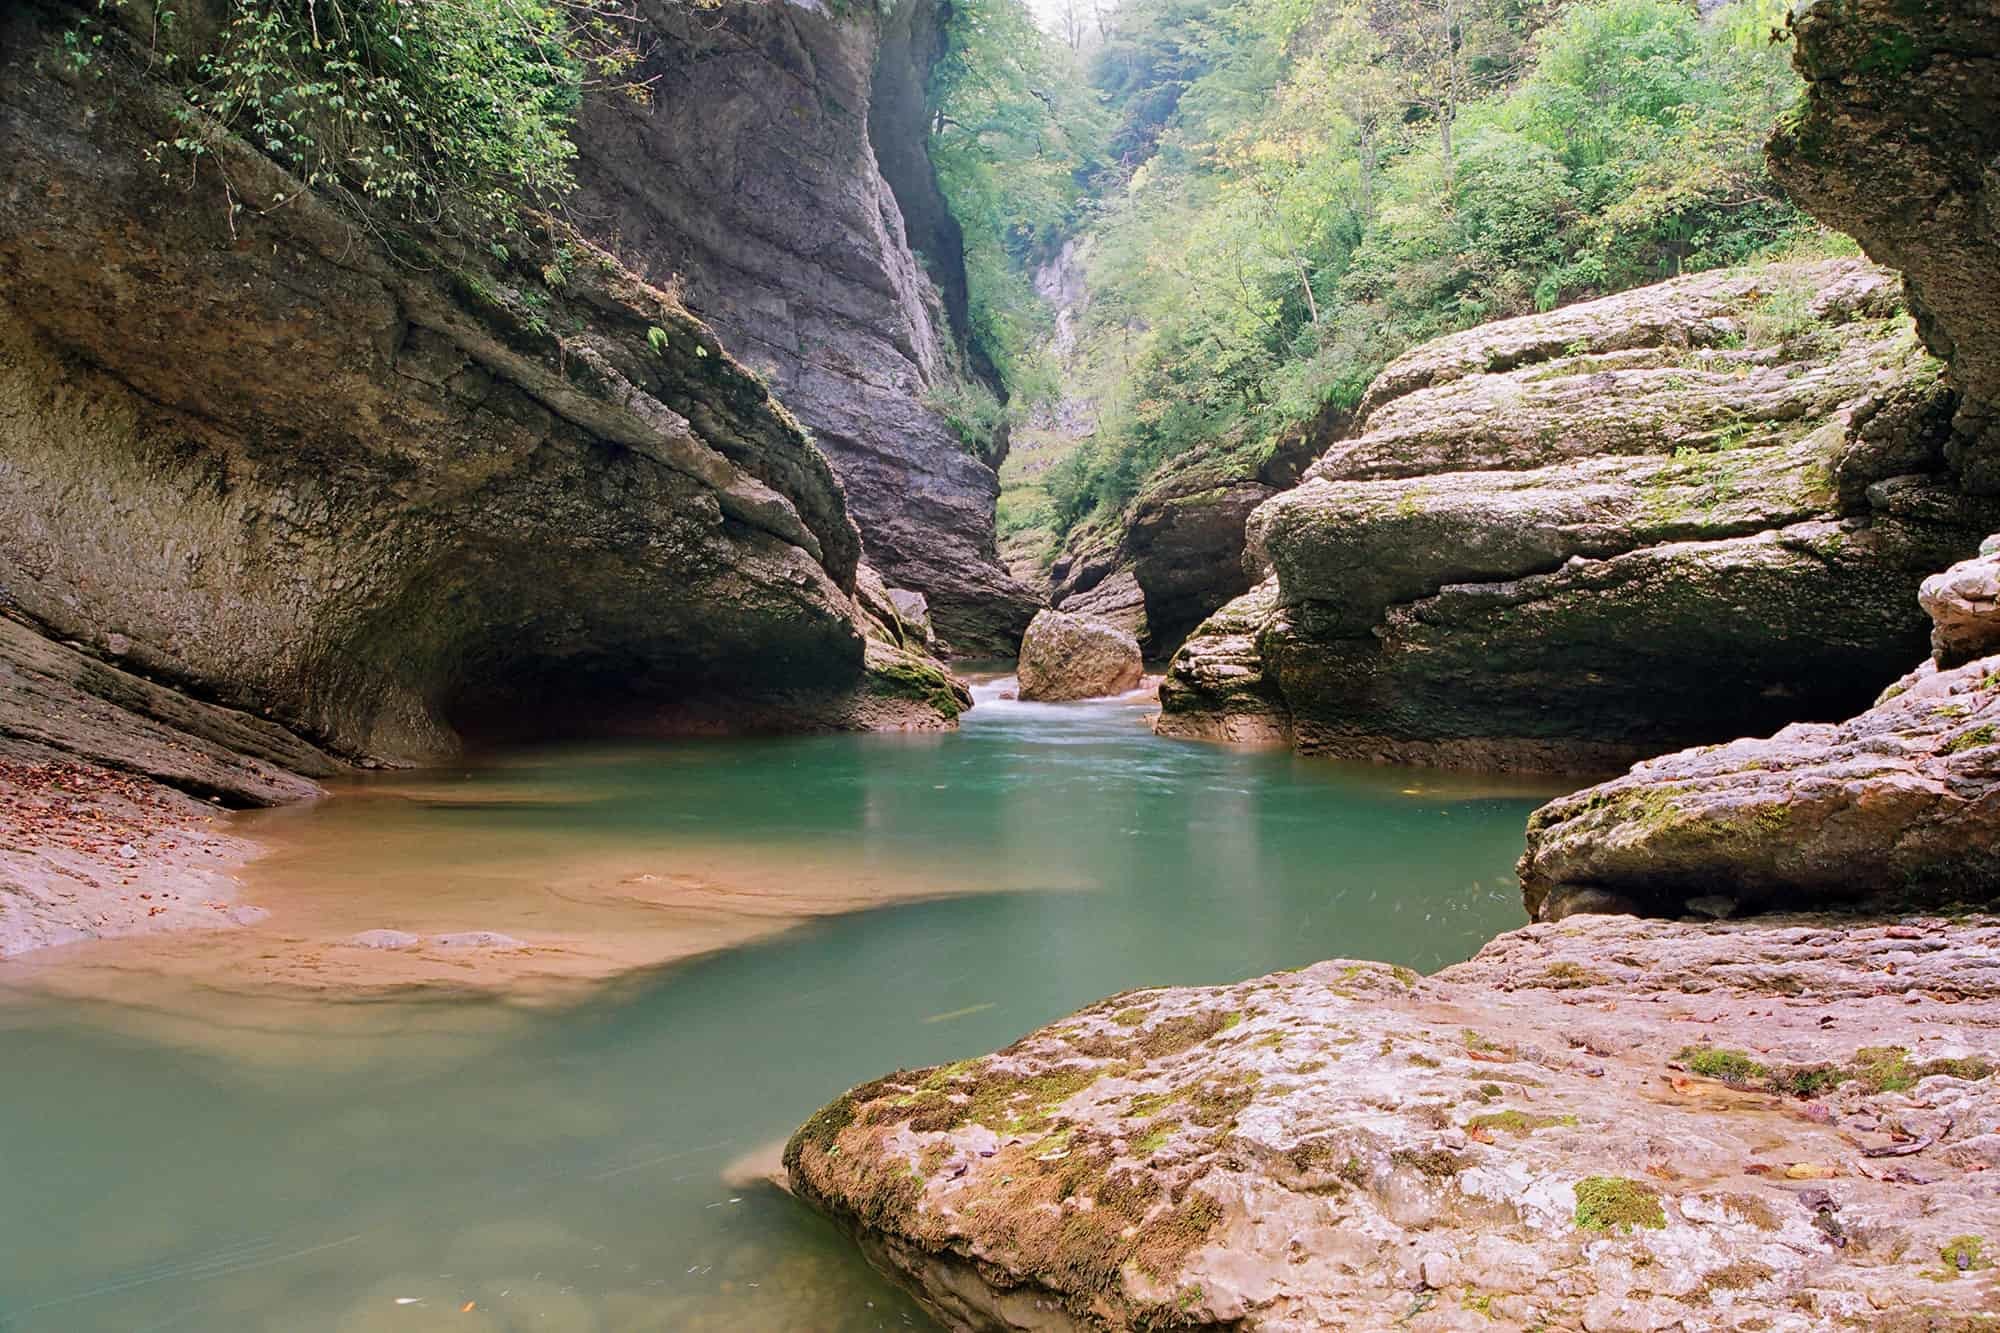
[72,0,651,237]
[925,374,1011,459]
[929,0,1108,402]
[1037,0,1819,538]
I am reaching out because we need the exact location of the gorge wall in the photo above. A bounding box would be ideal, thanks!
[0,1,968,792]
[573,0,1042,657]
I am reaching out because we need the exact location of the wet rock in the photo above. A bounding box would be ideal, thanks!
[789,914,2000,1332]
[1158,262,2000,767]
[1016,610,1144,702]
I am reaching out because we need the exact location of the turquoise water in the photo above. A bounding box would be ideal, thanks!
[0,686,1554,1332]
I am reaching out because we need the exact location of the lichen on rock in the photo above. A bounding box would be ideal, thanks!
[1158,261,2000,769]
[789,914,2000,1331]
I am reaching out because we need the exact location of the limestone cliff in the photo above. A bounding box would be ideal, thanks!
[1158,261,2000,769]
[0,3,965,787]
[572,0,1042,656]
[1769,0,2000,494]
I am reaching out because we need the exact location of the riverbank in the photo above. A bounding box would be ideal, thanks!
[0,755,267,957]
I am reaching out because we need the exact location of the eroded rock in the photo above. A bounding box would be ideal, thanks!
[1768,0,2000,493]
[0,5,963,775]
[789,914,2000,1331]
[1158,262,2000,768]
[1519,528,2000,918]
[1017,610,1144,702]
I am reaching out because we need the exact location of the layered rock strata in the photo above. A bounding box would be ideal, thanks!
[0,4,962,777]
[573,0,1042,655]
[1519,536,2000,921]
[790,914,2000,1331]
[1159,261,2000,768]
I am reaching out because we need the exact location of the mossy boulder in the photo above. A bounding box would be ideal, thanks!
[1159,262,2000,769]
[1017,609,1145,702]
[789,911,2000,1330]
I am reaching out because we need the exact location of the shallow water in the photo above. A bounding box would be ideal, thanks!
[0,685,1564,1332]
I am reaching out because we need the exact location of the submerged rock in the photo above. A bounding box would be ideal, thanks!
[1520,536,2000,919]
[1017,610,1145,702]
[1159,262,2000,769]
[789,913,2000,1331]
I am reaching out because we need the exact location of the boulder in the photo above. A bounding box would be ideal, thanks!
[1016,610,1144,702]
[789,912,2000,1332]
[1922,534,2000,666]
[1158,261,2000,768]
[1519,535,2000,919]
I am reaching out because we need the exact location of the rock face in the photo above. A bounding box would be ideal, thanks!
[0,5,962,778]
[1769,0,2000,494]
[790,913,2000,1332]
[1017,610,1145,702]
[1519,536,2000,921]
[1047,408,1329,657]
[1159,261,2000,768]
[572,0,1042,655]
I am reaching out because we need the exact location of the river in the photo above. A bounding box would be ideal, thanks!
[0,683,1565,1331]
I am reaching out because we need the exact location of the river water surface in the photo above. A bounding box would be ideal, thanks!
[0,684,1564,1332]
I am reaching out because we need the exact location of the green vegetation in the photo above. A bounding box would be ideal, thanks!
[75,0,648,237]
[1467,1109,1578,1134]
[1676,1043,1994,1098]
[1679,1046,1768,1086]
[930,0,1108,402]
[1935,1235,1993,1278]
[929,0,1829,547]
[1573,1176,1665,1232]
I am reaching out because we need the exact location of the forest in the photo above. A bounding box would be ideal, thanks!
[925,0,1837,552]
